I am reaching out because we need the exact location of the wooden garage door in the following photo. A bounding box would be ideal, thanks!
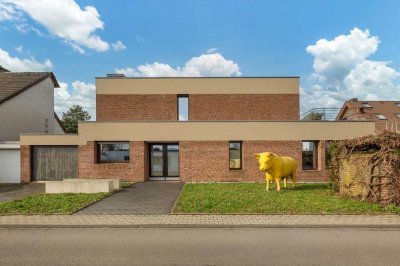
[32,146,78,181]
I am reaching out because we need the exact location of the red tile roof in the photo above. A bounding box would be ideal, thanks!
[0,71,60,104]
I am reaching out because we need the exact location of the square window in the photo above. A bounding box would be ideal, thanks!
[395,103,400,108]
[229,141,242,170]
[97,142,130,163]
[376,114,387,120]
[302,141,318,170]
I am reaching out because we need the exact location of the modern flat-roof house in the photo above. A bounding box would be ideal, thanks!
[336,98,400,133]
[20,76,375,183]
[0,67,65,183]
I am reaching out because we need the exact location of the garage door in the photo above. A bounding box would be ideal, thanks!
[0,149,20,183]
[32,146,78,181]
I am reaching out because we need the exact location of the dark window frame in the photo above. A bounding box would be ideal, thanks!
[302,140,319,171]
[229,141,242,170]
[148,143,180,178]
[96,141,130,164]
[177,94,189,121]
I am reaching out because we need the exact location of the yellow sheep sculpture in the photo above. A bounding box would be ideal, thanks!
[255,152,297,191]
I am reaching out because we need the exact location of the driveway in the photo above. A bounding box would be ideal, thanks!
[76,182,184,215]
[0,183,45,202]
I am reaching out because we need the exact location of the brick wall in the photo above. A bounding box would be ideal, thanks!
[21,140,327,183]
[20,145,31,183]
[189,94,299,120]
[97,94,177,121]
[78,141,145,182]
[97,94,299,121]
[179,141,327,183]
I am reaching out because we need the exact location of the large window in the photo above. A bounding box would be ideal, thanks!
[178,95,188,121]
[302,141,318,170]
[229,141,242,170]
[97,142,130,163]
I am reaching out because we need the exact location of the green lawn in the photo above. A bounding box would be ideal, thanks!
[0,193,109,215]
[174,183,400,215]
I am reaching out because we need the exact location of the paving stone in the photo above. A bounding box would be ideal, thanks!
[76,182,183,215]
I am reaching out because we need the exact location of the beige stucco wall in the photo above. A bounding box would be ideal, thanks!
[21,121,375,145]
[0,78,60,141]
[96,77,299,95]
[20,134,85,145]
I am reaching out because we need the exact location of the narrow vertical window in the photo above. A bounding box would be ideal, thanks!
[302,141,319,170]
[229,141,242,170]
[178,95,188,121]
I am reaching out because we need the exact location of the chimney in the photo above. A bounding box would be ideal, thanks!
[349,98,358,102]
[106,73,125,78]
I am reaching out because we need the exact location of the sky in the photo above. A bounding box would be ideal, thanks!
[0,0,399,119]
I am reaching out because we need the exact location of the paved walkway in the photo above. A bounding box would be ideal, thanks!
[76,182,184,215]
[0,183,45,202]
[0,215,399,228]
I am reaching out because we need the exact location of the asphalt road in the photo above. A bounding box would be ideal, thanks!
[1,228,400,265]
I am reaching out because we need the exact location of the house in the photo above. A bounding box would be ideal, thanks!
[336,98,400,133]
[20,76,375,183]
[0,67,64,183]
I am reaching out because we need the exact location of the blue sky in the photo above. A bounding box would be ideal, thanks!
[0,0,399,117]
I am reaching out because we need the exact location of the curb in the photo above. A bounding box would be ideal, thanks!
[1,224,400,229]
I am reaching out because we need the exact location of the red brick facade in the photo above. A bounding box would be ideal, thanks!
[179,141,327,182]
[189,94,299,120]
[21,140,327,183]
[20,145,31,183]
[96,94,177,121]
[97,94,299,121]
[78,141,146,182]
[66,140,326,182]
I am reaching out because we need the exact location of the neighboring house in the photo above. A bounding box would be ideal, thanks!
[0,66,65,183]
[336,98,400,133]
[20,76,375,183]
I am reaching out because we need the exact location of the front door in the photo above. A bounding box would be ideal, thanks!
[149,144,179,180]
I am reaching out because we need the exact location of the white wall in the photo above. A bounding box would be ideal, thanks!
[0,77,60,141]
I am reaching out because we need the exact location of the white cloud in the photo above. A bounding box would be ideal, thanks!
[302,28,400,111]
[207,47,218,54]
[54,81,96,119]
[111,40,126,51]
[136,35,144,43]
[116,53,241,77]
[0,47,53,71]
[14,45,23,52]
[0,1,19,20]
[2,0,110,53]
[306,28,379,83]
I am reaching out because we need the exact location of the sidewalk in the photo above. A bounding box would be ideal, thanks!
[0,214,399,228]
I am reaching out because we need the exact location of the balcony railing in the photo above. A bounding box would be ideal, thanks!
[300,108,342,121]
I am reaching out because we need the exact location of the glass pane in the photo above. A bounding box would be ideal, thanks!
[178,96,188,121]
[99,142,130,162]
[151,145,164,176]
[167,145,179,176]
[302,141,316,170]
[229,142,241,169]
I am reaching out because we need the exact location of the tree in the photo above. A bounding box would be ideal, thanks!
[61,105,91,133]
[302,111,324,121]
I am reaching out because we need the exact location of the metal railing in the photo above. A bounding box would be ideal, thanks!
[299,108,342,121]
